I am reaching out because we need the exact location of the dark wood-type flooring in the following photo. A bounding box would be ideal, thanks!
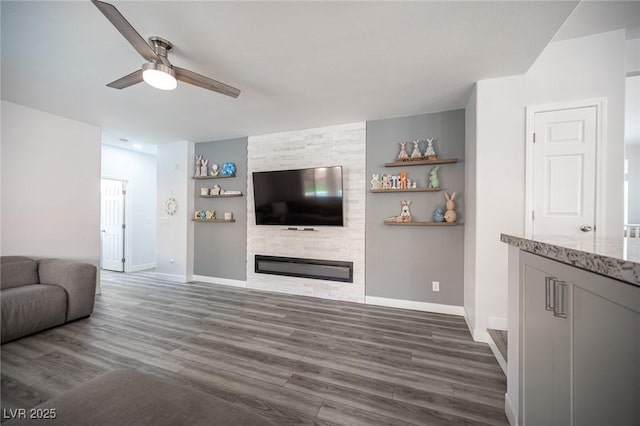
[487,329,508,363]
[1,271,507,425]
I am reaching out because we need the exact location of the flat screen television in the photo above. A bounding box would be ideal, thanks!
[253,166,344,226]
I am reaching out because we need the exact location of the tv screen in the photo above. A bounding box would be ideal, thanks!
[253,166,344,226]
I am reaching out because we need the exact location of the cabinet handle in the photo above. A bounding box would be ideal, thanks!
[553,280,568,318]
[545,276,556,311]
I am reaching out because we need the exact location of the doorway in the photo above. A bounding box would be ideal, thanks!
[525,100,605,237]
[100,178,126,272]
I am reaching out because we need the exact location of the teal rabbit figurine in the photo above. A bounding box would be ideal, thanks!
[428,166,440,189]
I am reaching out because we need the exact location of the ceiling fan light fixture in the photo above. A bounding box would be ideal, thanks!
[142,62,177,91]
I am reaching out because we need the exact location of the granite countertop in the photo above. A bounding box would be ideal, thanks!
[500,234,640,287]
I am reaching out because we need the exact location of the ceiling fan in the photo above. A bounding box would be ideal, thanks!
[91,0,240,98]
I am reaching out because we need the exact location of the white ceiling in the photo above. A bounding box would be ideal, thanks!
[2,1,578,145]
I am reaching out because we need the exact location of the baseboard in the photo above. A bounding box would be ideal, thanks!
[192,275,247,288]
[487,333,507,375]
[463,311,492,343]
[129,263,155,272]
[463,313,477,340]
[154,272,188,283]
[505,393,519,426]
[365,296,464,316]
[468,326,488,343]
[488,316,508,330]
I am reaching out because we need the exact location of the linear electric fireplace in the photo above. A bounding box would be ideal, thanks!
[255,255,353,283]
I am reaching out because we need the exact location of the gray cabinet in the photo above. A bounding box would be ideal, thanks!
[521,255,569,426]
[520,252,640,426]
[569,266,640,426]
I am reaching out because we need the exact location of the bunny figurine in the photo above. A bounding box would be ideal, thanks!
[425,138,436,159]
[195,155,203,176]
[411,140,422,159]
[428,166,440,189]
[385,200,412,223]
[444,192,457,223]
[397,141,409,160]
[200,159,209,177]
[400,200,412,222]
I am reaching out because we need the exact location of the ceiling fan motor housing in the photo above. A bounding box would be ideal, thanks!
[148,36,173,59]
[142,62,175,78]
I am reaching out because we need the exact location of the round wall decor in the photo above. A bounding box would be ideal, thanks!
[165,197,178,215]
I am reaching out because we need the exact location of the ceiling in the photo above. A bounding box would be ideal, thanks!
[2,1,578,145]
[554,0,640,41]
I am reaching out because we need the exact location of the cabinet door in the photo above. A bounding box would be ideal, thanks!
[569,268,640,426]
[521,254,570,426]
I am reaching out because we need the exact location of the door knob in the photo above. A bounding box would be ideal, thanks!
[580,225,593,232]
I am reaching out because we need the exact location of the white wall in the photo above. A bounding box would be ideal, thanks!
[626,145,640,224]
[1,101,101,267]
[463,85,478,332]
[101,144,157,271]
[156,140,194,282]
[468,30,626,341]
[625,38,640,73]
[246,122,366,303]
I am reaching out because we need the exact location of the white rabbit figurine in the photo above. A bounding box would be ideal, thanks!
[444,192,457,223]
[425,138,436,158]
[200,159,209,177]
[397,141,409,160]
[410,140,422,158]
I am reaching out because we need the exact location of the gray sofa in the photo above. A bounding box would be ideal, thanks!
[1,256,97,343]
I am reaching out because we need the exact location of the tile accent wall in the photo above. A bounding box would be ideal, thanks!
[247,122,366,302]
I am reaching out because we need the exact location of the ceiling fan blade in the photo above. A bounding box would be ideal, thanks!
[174,67,241,98]
[91,0,160,63]
[106,69,144,89]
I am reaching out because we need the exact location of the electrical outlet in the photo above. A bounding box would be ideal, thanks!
[432,281,440,292]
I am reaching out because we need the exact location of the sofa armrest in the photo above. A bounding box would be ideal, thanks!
[38,259,97,321]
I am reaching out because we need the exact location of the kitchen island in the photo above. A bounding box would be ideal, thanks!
[501,234,639,426]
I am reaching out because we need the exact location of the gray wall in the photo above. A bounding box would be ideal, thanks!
[366,110,465,306]
[194,138,248,280]
[626,144,640,224]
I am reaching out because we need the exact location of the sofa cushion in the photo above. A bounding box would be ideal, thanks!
[38,259,97,320]
[1,284,67,343]
[0,257,40,290]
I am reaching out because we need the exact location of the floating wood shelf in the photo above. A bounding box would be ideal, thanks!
[371,187,441,193]
[192,174,236,180]
[383,221,459,226]
[192,219,236,223]
[199,193,243,198]
[384,158,458,167]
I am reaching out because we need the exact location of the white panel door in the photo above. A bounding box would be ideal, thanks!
[533,107,597,236]
[100,179,125,272]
